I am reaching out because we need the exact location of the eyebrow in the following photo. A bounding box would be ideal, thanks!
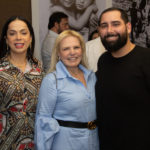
[111,21,121,24]
[100,20,121,25]
[8,29,28,32]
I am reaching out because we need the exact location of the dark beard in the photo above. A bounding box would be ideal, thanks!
[58,24,63,34]
[58,28,62,34]
[101,32,128,52]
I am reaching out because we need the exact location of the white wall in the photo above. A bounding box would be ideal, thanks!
[31,0,41,60]
[31,0,112,60]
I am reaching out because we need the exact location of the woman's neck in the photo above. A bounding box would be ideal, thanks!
[68,67,87,87]
[67,67,81,76]
[8,53,27,72]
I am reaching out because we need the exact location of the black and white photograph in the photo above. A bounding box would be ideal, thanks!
[113,0,150,48]
[39,0,107,49]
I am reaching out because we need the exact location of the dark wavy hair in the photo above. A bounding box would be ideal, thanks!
[0,16,35,61]
[48,12,68,29]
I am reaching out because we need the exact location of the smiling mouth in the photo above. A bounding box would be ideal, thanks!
[68,57,79,61]
[15,43,24,48]
[107,36,117,39]
[106,35,118,40]
[68,57,77,60]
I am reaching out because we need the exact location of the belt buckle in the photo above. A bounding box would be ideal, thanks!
[87,121,96,130]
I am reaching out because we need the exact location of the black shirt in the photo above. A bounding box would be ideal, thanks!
[96,46,150,150]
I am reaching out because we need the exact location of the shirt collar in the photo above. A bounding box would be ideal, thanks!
[0,56,43,75]
[55,60,92,80]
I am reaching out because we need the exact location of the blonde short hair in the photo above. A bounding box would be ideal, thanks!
[48,30,88,73]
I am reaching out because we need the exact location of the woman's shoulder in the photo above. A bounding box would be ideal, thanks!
[0,57,10,71]
[40,71,58,89]
[29,57,43,71]
[32,57,42,66]
[43,71,56,81]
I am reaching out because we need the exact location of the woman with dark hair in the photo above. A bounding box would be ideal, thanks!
[0,16,44,150]
[0,16,35,61]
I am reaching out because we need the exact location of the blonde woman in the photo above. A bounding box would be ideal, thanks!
[34,30,99,150]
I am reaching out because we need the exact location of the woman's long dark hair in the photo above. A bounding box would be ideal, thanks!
[0,16,35,62]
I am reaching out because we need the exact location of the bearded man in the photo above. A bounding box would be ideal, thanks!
[96,7,150,150]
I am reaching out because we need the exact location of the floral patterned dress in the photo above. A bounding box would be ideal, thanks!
[0,56,44,150]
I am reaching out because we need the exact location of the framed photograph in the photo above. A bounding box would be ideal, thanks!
[38,0,110,47]
[112,0,150,48]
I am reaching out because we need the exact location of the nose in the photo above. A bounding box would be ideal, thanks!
[70,48,75,55]
[16,33,21,40]
[107,25,113,33]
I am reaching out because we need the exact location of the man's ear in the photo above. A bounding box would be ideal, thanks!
[126,22,132,34]
[54,22,59,28]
